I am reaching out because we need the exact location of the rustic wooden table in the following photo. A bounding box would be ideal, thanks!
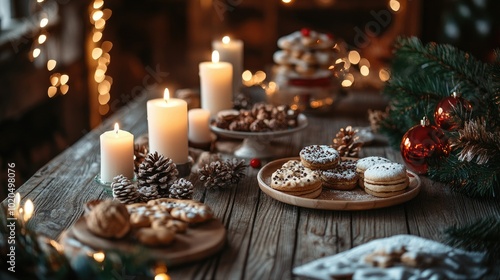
[4,91,500,279]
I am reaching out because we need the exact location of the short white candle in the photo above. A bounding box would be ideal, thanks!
[199,50,233,117]
[212,36,243,94]
[147,89,189,164]
[100,123,134,182]
[188,108,212,144]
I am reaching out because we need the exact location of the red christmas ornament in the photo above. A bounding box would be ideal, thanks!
[301,28,311,37]
[250,158,261,168]
[434,92,472,131]
[400,117,450,174]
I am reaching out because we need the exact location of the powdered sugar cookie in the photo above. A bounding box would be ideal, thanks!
[270,160,322,198]
[364,163,409,198]
[299,145,340,170]
[321,160,359,190]
[355,156,392,189]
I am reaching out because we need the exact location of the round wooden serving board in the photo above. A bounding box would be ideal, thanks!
[257,157,422,210]
[67,216,226,266]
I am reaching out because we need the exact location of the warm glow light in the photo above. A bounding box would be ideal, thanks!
[101,41,113,52]
[47,60,57,71]
[98,80,111,94]
[222,36,230,44]
[50,74,59,86]
[33,48,41,58]
[114,123,119,133]
[98,93,110,104]
[164,88,170,102]
[37,0,44,3]
[93,252,106,263]
[389,0,401,12]
[94,70,106,83]
[95,19,106,29]
[92,10,104,21]
[211,50,219,63]
[60,74,69,85]
[341,73,354,87]
[154,273,171,280]
[48,86,57,98]
[242,70,252,82]
[93,0,104,9]
[348,50,361,64]
[360,65,370,76]
[254,70,266,84]
[379,68,391,81]
[99,104,110,115]
[92,47,103,60]
[60,84,69,95]
[102,9,112,20]
[38,34,47,44]
[23,200,34,222]
[40,17,48,28]
[359,58,370,67]
[92,31,103,42]
[14,193,21,214]
[341,79,353,87]
[282,0,293,4]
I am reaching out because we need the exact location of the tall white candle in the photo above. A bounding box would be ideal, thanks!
[147,89,189,164]
[100,123,134,182]
[188,108,212,144]
[199,50,233,117]
[212,36,243,94]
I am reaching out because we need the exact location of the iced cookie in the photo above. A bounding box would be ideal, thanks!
[355,156,392,189]
[363,163,409,198]
[299,145,340,170]
[321,160,359,190]
[271,160,322,198]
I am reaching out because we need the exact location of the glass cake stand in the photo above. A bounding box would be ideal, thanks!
[210,114,308,158]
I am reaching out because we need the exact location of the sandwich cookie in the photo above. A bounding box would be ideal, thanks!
[363,163,409,198]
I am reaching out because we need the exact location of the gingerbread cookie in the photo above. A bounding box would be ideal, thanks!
[320,160,359,190]
[270,160,322,198]
[363,163,409,198]
[148,198,214,224]
[86,200,130,239]
[355,156,392,189]
[299,145,340,170]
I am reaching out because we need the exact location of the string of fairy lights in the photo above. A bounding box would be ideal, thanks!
[89,0,113,116]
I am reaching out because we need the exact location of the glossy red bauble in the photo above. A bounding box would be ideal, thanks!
[301,28,311,37]
[434,92,472,131]
[250,158,261,168]
[400,117,450,174]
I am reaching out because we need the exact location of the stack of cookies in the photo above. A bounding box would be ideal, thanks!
[270,145,410,199]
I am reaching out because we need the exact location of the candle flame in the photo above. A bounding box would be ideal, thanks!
[222,36,230,44]
[212,51,220,63]
[93,251,106,263]
[164,88,170,102]
[24,199,34,222]
[114,123,119,133]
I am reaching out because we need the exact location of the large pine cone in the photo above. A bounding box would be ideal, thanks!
[198,161,234,189]
[111,175,141,204]
[332,126,363,158]
[168,178,194,199]
[138,185,160,202]
[137,152,178,192]
[227,158,247,184]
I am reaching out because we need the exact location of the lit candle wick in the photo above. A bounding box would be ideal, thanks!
[164,88,170,103]
[222,36,230,44]
[212,51,220,63]
[114,123,119,134]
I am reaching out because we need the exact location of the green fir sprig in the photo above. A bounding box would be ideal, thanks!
[444,216,500,261]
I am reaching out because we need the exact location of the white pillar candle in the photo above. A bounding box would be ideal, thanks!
[188,108,212,144]
[212,36,243,95]
[100,123,134,182]
[199,50,233,117]
[147,89,189,164]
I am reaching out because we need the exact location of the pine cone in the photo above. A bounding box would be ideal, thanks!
[134,143,148,173]
[198,161,234,189]
[332,126,363,157]
[137,152,178,193]
[138,185,159,202]
[227,158,247,184]
[111,175,141,204]
[168,178,194,199]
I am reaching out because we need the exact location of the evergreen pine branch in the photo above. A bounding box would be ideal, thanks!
[443,216,500,260]
[427,150,500,198]
[451,119,500,165]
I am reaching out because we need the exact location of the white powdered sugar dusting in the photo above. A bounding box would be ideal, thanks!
[293,235,494,280]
